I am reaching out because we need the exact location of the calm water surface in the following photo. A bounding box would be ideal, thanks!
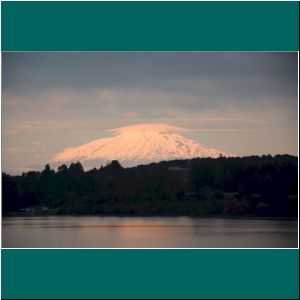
[2,216,298,248]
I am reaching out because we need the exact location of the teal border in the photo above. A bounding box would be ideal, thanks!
[1,1,299,299]
[1,1,299,51]
[1,249,299,299]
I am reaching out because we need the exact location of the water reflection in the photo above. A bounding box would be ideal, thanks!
[2,216,298,248]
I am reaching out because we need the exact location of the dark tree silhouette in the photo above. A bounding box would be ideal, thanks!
[58,164,68,173]
[69,162,84,176]
[2,156,298,217]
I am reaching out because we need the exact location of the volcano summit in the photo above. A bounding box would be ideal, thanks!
[50,123,233,168]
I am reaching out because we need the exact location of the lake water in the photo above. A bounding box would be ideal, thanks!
[2,216,298,248]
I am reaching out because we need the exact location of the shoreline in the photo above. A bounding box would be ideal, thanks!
[2,212,298,221]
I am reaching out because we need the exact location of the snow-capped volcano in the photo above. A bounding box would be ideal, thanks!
[50,123,233,168]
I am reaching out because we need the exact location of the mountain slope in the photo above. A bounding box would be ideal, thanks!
[50,123,234,168]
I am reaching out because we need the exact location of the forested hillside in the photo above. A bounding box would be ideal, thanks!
[2,155,298,217]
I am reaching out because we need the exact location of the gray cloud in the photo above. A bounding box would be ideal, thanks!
[2,52,297,99]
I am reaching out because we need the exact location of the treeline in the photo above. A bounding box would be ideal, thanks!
[2,155,298,217]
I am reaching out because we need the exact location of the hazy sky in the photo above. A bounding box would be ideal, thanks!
[1,52,298,174]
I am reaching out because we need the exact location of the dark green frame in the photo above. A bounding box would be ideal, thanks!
[1,1,299,299]
[1,1,299,51]
[2,249,299,299]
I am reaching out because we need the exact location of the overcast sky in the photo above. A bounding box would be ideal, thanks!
[1,52,298,174]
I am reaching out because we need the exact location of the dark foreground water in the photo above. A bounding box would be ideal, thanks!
[2,216,298,248]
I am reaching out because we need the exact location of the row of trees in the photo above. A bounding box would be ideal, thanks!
[2,155,298,217]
